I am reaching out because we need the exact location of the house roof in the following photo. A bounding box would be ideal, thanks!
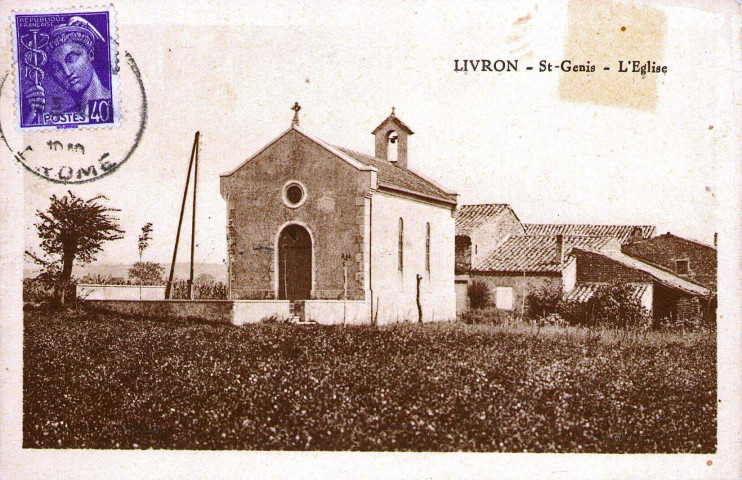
[621,232,717,291]
[337,147,457,205]
[563,282,650,303]
[454,204,515,236]
[572,247,711,297]
[523,224,656,244]
[472,235,618,274]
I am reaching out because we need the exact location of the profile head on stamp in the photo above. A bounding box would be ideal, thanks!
[47,17,109,101]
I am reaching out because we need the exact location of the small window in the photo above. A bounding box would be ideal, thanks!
[425,223,431,273]
[495,287,514,311]
[675,259,690,275]
[398,218,404,272]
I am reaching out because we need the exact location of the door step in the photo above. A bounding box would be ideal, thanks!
[289,300,314,324]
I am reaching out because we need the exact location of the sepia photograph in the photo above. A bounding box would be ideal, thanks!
[0,0,740,479]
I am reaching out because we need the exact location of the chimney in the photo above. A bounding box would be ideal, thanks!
[556,234,564,268]
[372,107,414,169]
[714,232,718,247]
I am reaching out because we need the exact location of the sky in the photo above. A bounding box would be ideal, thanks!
[3,0,732,269]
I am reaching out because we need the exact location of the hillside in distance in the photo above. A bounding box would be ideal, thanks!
[24,262,227,283]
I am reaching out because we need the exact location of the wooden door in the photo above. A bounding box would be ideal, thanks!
[278,224,312,300]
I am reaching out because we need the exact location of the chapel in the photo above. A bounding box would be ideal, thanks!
[219,106,458,324]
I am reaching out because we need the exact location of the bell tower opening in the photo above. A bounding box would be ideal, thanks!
[387,131,399,163]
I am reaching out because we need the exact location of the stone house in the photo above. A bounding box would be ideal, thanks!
[620,232,717,321]
[453,203,524,313]
[621,232,717,293]
[454,204,524,273]
[219,109,458,324]
[452,211,655,315]
[563,246,714,323]
[465,234,621,315]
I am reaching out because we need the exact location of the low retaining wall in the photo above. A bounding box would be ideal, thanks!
[304,300,370,325]
[87,299,234,324]
[232,301,291,325]
[77,284,166,300]
[86,299,385,326]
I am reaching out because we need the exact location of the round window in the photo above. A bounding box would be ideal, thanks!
[282,181,307,208]
[286,185,303,204]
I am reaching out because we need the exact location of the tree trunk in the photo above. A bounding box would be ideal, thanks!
[56,247,75,306]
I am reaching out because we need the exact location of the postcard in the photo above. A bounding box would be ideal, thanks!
[0,0,740,478]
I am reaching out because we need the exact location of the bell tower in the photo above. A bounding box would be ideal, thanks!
[372,107,414,169]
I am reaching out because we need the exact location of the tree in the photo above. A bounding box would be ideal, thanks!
[135,222,155,297]
[138,222,153,262]
[128,261,165,285]
[195,273,215,285]
[26,191,124,305]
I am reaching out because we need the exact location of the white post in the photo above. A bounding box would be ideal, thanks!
[342,253,350,328]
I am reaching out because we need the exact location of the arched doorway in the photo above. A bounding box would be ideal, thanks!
[278,224,312,300]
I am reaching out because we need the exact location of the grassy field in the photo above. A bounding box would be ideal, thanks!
[23,308,716,452]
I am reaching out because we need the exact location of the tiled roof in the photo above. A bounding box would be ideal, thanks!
[563,282,650,303]
[371,113,414,135]
[622,233,716,291]
[337,147,457,205]
[571,246,711,297]
[523,224,656,244]
[454,204,513,236]
[472,235,617,273]
[220,126,456,205]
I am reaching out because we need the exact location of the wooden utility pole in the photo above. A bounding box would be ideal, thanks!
[188,133,199,299]
[165,132,200,299]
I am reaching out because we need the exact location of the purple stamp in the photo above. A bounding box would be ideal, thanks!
[11,8,119,130]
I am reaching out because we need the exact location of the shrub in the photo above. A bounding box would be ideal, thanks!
[524,287,560,319]
[171,279,228,300]
[558,283,651,330]
[260,315,291,324]
[658,314,709,333]
[79,274,129,285]
[23,277,76,304]
[467,280,491,309]
[458,307,513,325]
[23,278,54,303]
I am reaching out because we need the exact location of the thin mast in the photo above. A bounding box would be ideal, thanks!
[189,133,199,299]
[165,131,200,299]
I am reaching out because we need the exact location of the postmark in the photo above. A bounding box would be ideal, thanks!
[11,7,120,130]
[0,51,147,184]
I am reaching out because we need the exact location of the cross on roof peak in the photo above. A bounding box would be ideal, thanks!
[291,102,301,126]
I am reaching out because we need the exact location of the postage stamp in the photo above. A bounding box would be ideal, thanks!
[11,7,119,130]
